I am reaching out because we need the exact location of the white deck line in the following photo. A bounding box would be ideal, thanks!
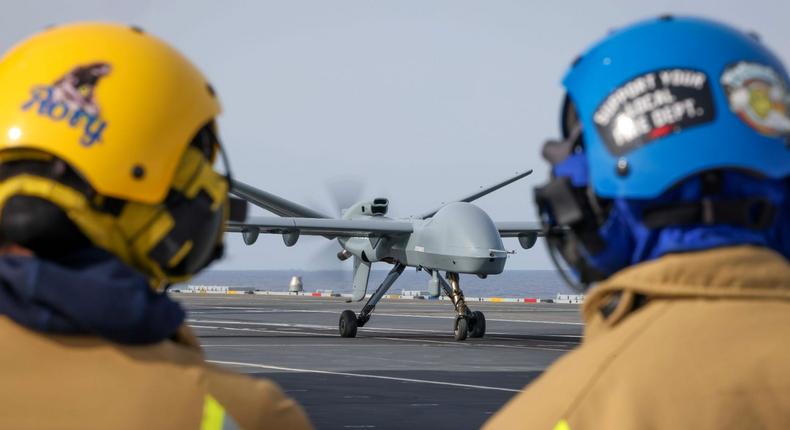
[190,308,584,326]
[188,319,577,351]
[208,360,522,393]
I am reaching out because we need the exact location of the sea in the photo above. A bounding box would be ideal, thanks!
[183,269,577,299]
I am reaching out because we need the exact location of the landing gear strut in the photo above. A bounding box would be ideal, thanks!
[338,263,406,338]
[430,270,486,341]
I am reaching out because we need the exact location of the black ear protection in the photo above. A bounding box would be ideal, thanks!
[157,123,248,280]
[534,95,612,291]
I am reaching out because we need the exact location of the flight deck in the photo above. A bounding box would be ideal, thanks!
[178,294,583,429]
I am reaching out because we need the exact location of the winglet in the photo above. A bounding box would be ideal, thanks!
[231,179,330,219]
[416,169,533,219]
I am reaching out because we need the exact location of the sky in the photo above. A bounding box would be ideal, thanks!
[2,1,789,270]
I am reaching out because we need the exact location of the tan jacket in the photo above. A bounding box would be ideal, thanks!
[485,246,790,430]
[0,320,312,430]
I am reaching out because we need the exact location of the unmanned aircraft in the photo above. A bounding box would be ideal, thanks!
[227,170,543,341]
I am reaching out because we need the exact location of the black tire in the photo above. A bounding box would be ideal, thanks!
[339,310,358,338]
[454,317,468,341]
[469,311,486,338]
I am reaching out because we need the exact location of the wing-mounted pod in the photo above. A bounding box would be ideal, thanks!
[518,232,538,249]
[352,256,371,301]
[283,230,300,247]
[242,228,259,245]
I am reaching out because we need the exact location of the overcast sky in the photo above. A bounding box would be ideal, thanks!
[2,1,789,270]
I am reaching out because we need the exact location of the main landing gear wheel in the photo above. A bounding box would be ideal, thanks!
[454,317,468,341]
[469,311,486,338]
[339,310,358,338]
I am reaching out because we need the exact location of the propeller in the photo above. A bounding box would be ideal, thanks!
[306,176,390,269]
[306,176,365,269]
[326,176,365,217]
[304,175,366,219]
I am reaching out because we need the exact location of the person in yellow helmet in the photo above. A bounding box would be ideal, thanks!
[0,22,312,429]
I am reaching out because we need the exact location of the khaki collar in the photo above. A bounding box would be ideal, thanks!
[582,246,790,329]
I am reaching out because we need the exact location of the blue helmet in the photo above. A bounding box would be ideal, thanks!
[565,15,790,198]
[536,16,790,290]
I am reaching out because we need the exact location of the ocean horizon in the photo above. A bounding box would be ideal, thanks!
[183,269,577,299]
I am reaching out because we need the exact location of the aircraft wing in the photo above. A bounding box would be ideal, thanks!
[494,221,544,237]
[416,169,533,219]
[227,216,413,238]
[494,221,545,249]
[495,222,570,249]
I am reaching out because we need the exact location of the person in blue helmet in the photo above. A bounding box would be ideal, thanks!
[485,15,790,430]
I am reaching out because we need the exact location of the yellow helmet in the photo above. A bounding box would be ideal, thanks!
[0,22,230,287]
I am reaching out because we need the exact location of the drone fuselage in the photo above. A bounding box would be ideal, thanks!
[338,202,507,275]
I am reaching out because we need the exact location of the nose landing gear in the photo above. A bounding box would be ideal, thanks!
[438,271,486,341]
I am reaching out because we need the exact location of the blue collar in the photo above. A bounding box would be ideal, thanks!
[0,247,185,344]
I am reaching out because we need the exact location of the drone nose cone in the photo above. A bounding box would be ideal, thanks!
[409,202,508,274]
[426,202,505,257]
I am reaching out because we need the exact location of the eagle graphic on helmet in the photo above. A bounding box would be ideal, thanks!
[21,62,111,147]
[51,62,111,116]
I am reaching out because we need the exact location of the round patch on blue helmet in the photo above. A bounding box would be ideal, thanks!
[721,61,790,136]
